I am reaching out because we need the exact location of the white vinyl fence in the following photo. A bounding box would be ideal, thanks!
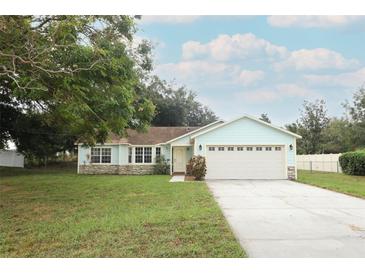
[297,153,342,173]
[0,150,24,168]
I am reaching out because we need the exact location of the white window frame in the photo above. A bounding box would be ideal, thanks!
[144,147,152,163]
[90,147,112,164]
[228,146,234,151]
[128,147,132,163]
[265,147,272,151]
[208,146,215,151]
[155,147,161,159]
[135,147,144,163]
[130,146,156,165]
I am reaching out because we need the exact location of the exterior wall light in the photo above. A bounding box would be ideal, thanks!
[199,144,202,151]
[289,144,293,151]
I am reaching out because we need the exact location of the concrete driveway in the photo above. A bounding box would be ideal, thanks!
[206,179,365,257]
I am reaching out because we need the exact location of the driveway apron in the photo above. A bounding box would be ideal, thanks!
[206,179,365,257]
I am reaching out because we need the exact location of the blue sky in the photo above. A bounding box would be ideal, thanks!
[136,16,365,126]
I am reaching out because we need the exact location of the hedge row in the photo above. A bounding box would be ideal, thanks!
[339,150,365,176]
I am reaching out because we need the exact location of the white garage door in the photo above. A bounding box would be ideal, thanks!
[206,145,286,179]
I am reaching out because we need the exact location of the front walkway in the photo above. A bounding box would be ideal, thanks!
[169,175,185,182]
[206,179,365,257]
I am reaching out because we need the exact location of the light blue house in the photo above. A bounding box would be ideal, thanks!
[77,114,301,179]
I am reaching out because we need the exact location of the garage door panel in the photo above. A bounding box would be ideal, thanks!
[206,146,286,179]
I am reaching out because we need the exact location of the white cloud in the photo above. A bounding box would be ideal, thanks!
[182,33,358,73]
[274,48,359,71]
[140,16,200,24]
[267,16,365,28]
[236,70,265,86]
[236,84,319,103]
[304,67,365,88]
[156,60,266,88]
[155,60,240,84]
[182,33,288,61]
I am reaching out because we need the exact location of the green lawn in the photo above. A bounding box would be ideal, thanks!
[297,170,365,198]
[0,167,244,258]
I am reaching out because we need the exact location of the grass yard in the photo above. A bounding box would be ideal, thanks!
[297,170,365,198]
[0,167,244,258]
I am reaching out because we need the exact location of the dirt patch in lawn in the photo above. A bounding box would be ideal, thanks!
[0,185,15,192]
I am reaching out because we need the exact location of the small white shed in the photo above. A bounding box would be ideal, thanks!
[0,150,24,168]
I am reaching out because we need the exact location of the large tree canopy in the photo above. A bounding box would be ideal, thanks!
[144,77,218,126]
[0,15,155,150]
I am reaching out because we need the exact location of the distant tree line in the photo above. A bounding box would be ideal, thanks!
[284,87,365,154]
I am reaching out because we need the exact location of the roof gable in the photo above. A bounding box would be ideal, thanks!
[165,120,223,144]
[191,114,302,139]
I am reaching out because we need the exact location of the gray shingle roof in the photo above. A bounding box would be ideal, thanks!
[106,126,200,145]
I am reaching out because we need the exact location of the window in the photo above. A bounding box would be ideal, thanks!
[208,146,215,151]
[156,147,161,159]
[128,147,132,163]
[101,148,111,163]
[237,147,244,151]
[228,147,234,151]
[256,147,262,151]
[246,147,253,151]
[275,146,282,151]
[91,148,101,163]
[135,147,143,163]
[144,147,152,163]
[91,147,111,163]
[265,147,272,151]
[218,147,225,151]
[134,147,153,163]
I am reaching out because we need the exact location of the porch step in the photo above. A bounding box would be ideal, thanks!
[172,172,185,175]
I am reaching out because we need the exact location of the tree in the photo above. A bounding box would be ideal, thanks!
[344,86,365,149]
[288,100,329,154]
[11,113,75,166]
[144,77,218,126]
[259,113,271,123]
[0,16,155,151]
[322,118,355,153]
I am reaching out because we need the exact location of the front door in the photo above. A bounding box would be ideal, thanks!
[173,147,186,172]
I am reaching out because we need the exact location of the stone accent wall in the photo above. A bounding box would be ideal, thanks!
[287,166,296,180]
[79,164,119,174]
[79,164,155,175]
[117,165,155,175]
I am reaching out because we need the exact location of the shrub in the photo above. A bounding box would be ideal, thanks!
[189,156,207,181]
[153,155,170,175]
[186,162,193,176]
[339,150,365,176]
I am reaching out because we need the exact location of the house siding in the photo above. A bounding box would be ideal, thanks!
[170,135,191,145]
[193,117,296,166]
[161,144,171,161]
[118,145,129,165]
